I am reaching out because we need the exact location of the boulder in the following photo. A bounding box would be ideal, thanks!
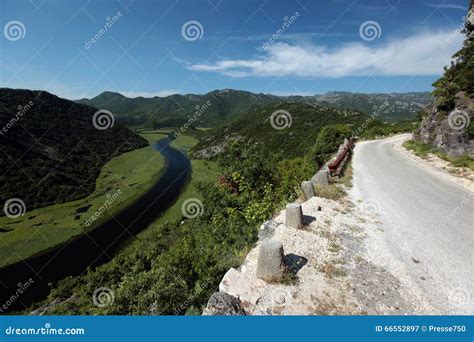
[285,203,303,229]
[311,170,329,186]
[219,268,266,304]
[202,292,246,316]
[258,220,279,241]
[301,181,315,200]
[256,239,286,281]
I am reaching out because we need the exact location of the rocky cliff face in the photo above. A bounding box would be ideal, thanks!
[416,92,473,157]
[414,3,474,158]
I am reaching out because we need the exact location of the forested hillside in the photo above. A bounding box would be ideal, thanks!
[0,89,147,212]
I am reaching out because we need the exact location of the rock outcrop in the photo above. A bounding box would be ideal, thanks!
[202,292,246,315]
[414,3,474,158]
[415,92,474,157]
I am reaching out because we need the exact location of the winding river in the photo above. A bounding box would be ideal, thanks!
[0,137,191,312]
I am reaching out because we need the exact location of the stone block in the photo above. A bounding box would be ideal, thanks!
[301,181,315,200]
[285,203,303,229]
[219,268,266,304]
[256,239,286,281]
[310,169,329,186]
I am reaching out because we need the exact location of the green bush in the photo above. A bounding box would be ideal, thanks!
[312,124,352,165]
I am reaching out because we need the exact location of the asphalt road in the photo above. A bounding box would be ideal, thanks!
[350,134,473,314]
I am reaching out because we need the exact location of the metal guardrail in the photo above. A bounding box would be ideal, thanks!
[327,137,356,176]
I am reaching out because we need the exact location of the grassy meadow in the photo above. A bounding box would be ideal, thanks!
[0,132,169,268]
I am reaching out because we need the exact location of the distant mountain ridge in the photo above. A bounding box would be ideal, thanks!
[77,90,432,128]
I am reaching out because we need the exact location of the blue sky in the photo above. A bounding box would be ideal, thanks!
[0,0,470,99]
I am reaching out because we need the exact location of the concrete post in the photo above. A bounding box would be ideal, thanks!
[285,203,303,229]
[256,239,286,281]
[301,181,315,201]
[310,170,329,186]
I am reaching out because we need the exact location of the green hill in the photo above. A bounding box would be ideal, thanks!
[0,88,148,213]
[192,102,369,159]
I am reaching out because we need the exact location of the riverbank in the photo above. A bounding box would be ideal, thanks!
[0,134,194,312]
[0,132,167,268]
[26,135,220,314]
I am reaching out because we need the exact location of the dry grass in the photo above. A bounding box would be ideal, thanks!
[314,184,345,200]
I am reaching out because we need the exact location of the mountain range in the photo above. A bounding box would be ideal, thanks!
[77,90,432,128]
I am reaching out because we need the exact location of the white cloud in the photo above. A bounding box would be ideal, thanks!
[425,3,467,11]
[188,30,464,78]
[119,90,180,98]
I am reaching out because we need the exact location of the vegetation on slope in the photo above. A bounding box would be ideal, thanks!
[37,100,412,314]
[403,139,474,170]
[0,89,148,213]
[431,11,473,113]
[193,102,417,162]
[0,132,167,267]
[38,132,318,314]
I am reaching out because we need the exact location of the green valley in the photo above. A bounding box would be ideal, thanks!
[0,131,167,267]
